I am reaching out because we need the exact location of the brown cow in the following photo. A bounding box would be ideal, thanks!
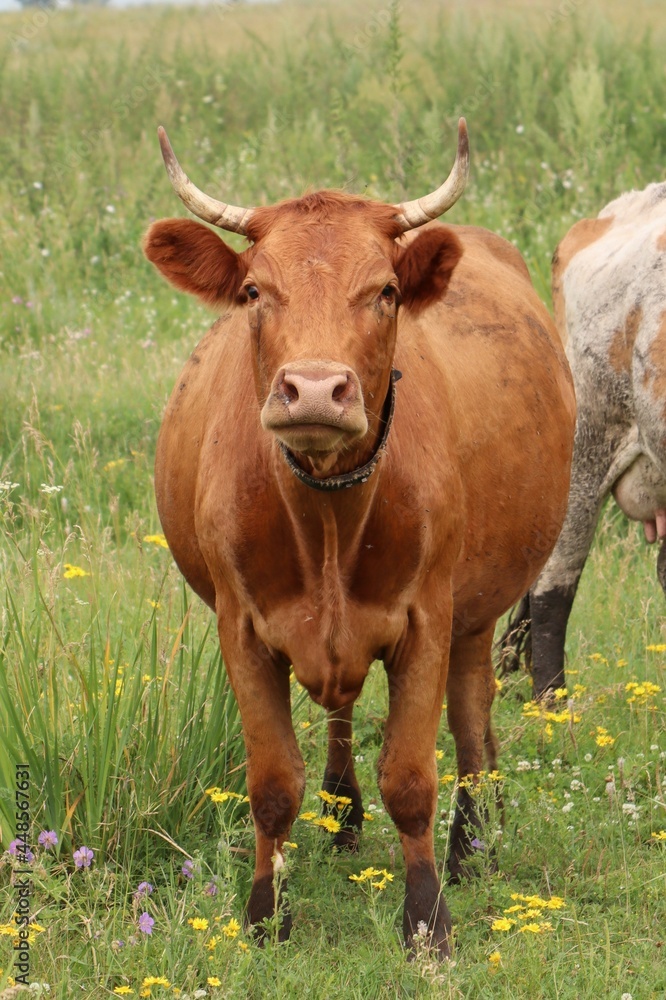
[143,121,575,957]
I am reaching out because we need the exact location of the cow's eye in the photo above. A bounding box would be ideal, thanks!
[380,285,395,301]
[246,285,260,301]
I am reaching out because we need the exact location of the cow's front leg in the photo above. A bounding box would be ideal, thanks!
[322,704,364,851]
[378,614,451,958]
[221,623,305,941]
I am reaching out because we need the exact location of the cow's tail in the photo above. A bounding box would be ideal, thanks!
[495,593,532,676]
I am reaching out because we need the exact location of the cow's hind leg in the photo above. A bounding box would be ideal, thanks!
[321,704,364,851]
[446,628,499,883]
[528,416,615,698]
[220,621,305,942]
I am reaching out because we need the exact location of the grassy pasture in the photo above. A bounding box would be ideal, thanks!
[0,0,665,995]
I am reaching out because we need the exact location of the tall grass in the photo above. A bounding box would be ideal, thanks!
[0,1,664,995]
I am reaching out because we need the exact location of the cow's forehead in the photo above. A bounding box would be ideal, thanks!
[245,190,404,247]
[250,229,395,288]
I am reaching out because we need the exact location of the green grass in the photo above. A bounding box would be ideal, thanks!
[0,0,665,995]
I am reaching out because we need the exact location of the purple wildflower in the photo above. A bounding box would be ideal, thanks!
[470,837,486,851]
[133,881,153,900]
[138,912,154,935]
[73,845,94,868]
[204,880,218,897]
[181,859,195,879]
[38,830,58,849]
[8,839,34,861]
[11,296,23,305]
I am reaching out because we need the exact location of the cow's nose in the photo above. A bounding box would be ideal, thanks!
[279,368,356,415]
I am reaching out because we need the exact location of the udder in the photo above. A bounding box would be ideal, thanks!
[612,453,666,542]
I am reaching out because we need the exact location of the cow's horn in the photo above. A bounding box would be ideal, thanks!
[394,118,469,231]
[157,126,255,236]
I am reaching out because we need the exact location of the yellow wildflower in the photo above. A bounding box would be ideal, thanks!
[316,790,336,804]
[207,977,222,987]
[363,811,374,821]
[518,922,544,933]
[435,749,444,759]
[63,563,89,578]
[283,841,298,849]
[495,677,503,692]
[440,774,456,785]
[299,811,318,821]
[596,734,615,747]
[616,659,628,667]
[188,917,209,931]
[312,816,341,834]
[625,681,661,705]
[646,643,666,652]
[489,951,502,966]
[143,534,169,548]
[553,687,568,700]
[542,896,565,909]
[222,918,240,939]
[206,935,219,951]
[491,918,515,932]
[141,978,171,988]
[238,940,249,952]
[651,830,666,841]
[335,796,352,807]
[113,990,134,997]
[349,867,393,883]
[300,721,311,729]
[504,905,523,914]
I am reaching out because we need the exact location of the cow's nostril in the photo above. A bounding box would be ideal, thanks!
[281,377,300,403]
[332,377,350,402]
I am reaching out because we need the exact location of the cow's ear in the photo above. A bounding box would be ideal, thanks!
[394,226,463,314]
[143,219,248,306]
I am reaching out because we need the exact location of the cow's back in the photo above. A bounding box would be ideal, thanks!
[552,184,666,486]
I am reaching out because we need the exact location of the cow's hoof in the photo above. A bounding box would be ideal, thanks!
[247,874,292,943]
[403,860,452,960]
[332,827,360,853]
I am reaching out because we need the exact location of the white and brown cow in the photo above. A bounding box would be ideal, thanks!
[144,122,575,955]
[501,182,666,697]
